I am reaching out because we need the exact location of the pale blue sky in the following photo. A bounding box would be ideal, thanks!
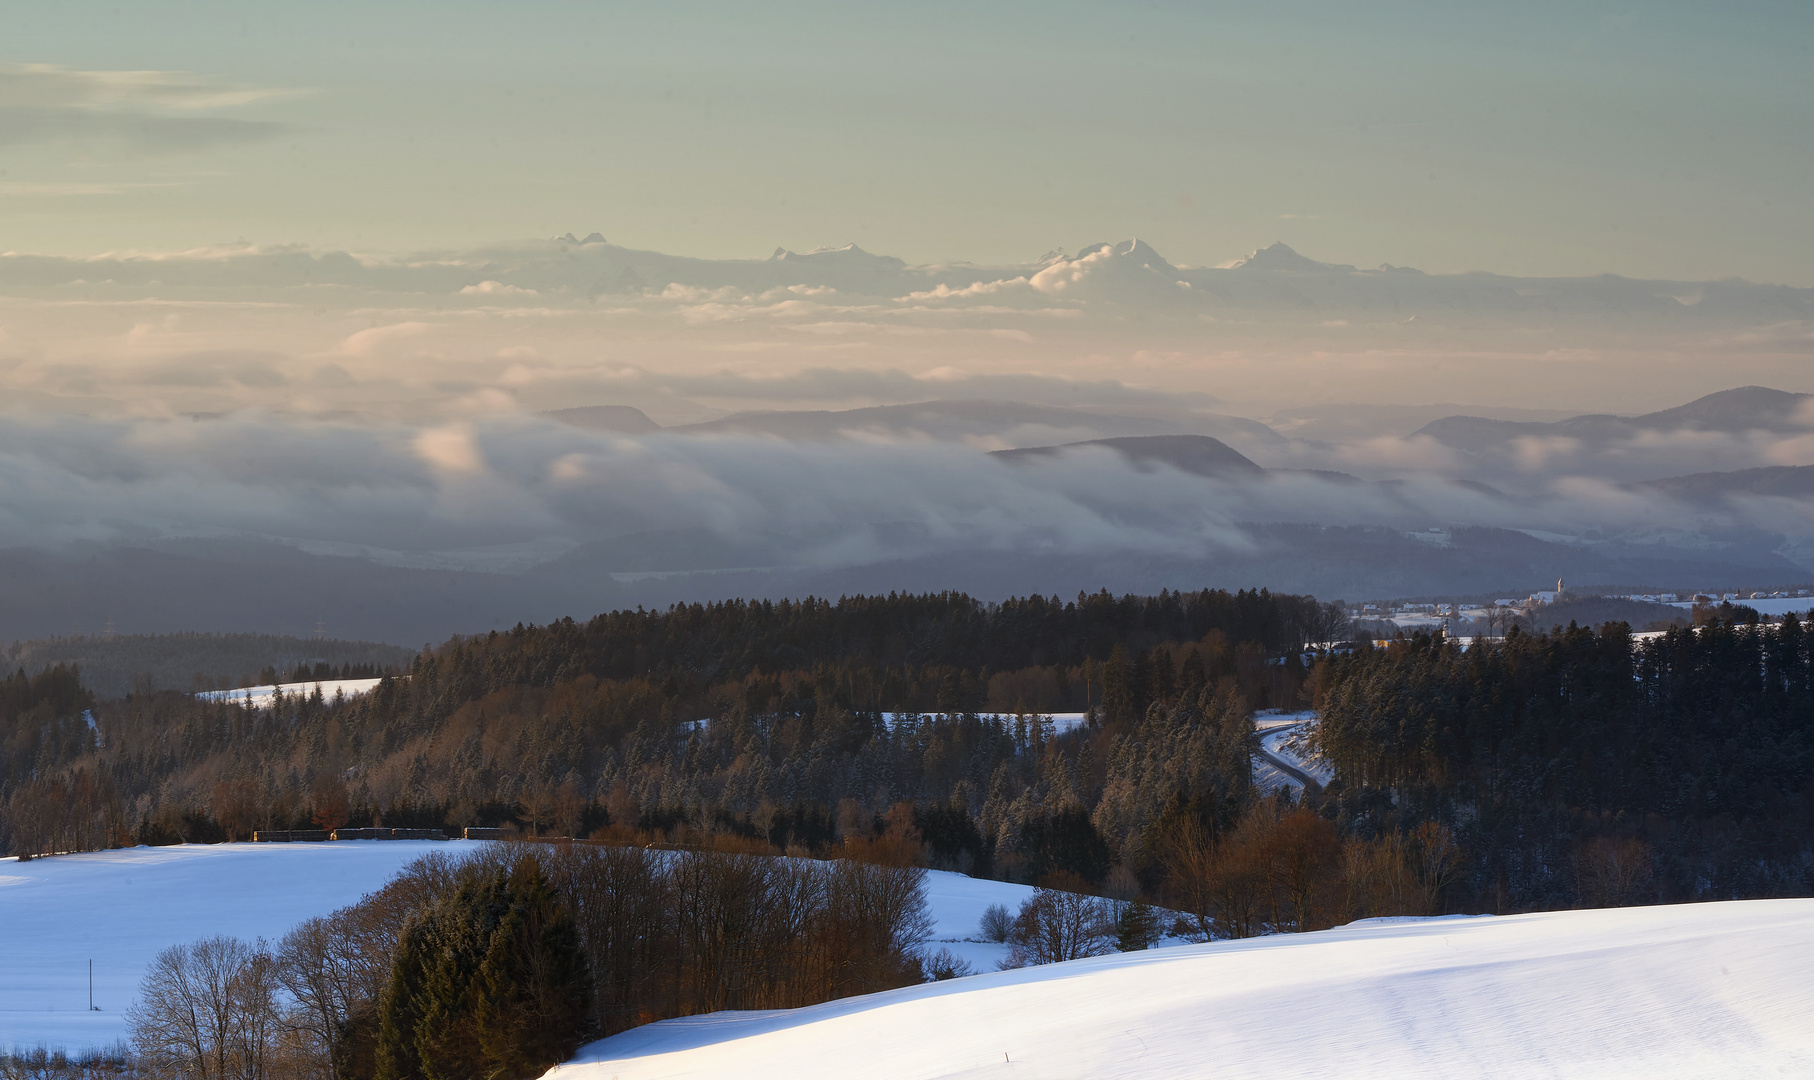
[4,1,1811,283]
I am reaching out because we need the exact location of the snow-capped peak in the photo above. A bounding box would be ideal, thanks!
[1219,242,1356,273]
[770,243,869,261]
[1064,238,1177,272]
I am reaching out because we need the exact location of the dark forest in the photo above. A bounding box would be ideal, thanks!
[3,588,1810,925]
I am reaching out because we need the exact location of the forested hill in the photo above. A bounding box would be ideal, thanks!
[8,589,1807,919]
[2,587,1328,866]
[2,632,412,699]
[428,588,1336,693]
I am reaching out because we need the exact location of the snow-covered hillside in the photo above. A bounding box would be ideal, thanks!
[195,678,384,708]
[0,841,467,1050]
[14,846,1810,1077]
[0,843,1039,1052]
[559,900,1814,1080]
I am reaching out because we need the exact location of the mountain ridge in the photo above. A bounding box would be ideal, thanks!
[991,434,1264,477]
[1418,386,1813,449]
[5,238,1810,318]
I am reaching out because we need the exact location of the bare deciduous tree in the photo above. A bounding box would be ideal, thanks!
[1005,887,1113,966]
[1574,836,1654,908]
[127,936,280,1080]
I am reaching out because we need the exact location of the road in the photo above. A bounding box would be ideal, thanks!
[1253,713,1324,792]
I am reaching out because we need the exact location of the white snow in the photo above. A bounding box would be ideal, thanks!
[1264,725,1333,787]
[15,844,1809,1078]
[0,843,1044,1052]
[1252,711,1333,791]
[916,870,1041,974]
[1252,709,1312,732]
[688,714,1091,737]
[194,678,384,708]
[557,899,1814,1080]
[0,841,474,1050]
[882,713,1090,734]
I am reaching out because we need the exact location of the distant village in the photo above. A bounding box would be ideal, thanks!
[1349,580,1814,638]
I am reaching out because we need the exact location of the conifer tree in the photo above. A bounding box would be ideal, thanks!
[1116,895,1160,952]
[475,861,594,1080]
[375,859,591,1080]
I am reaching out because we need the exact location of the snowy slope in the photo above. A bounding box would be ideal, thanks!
[558,900,1814,1080]
[0,841,470,1051]
[918,868,1041,974]
[0,843,1039,1052]
[882,713,1090,735]
[195,678,384,708]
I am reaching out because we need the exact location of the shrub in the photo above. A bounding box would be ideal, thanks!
[1115,895,1161,952]
[920,947,975,981]
[978,903,1014,943]
[1004,887,1113,967]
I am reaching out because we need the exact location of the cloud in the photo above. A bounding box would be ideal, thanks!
[1029,248,1113,295]
[135,350,290,389]
[898,278,1032,302]
[498,364,1226,416]
[0,407,1803,584]
[0,109,288,151]
[0,64,301,111]
[0,180,176,197]
[459,281,537,296]
[0,63,297,151]
[413,425,486,473]
[335,322,433,356]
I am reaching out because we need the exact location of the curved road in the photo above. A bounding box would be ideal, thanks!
[1254,716,1322,792]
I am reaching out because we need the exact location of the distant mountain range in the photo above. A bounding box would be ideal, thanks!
[1642,464,1814,501]
[5,238,1809,320]
[992,435,1266,477]
[542,405,662,434]
[666,402,1285,450]
[1418,387,1813,449]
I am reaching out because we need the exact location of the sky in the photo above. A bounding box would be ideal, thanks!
[5,1,1812,285]
[2,1,1814,631]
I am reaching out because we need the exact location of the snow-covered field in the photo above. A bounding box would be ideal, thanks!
[560,899,1814,1080]
[0,841,467,1051]
[917,870,1040,974]
[689,714,1092,737]
[884,713,1089,734]
[0,842,1041,1052]
[194,678,385,708]
[11,844,1812,1078]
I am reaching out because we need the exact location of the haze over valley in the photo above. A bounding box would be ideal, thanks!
[2,234,1811,643]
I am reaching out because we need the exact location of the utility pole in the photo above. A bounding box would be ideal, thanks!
[90,958,94,1010]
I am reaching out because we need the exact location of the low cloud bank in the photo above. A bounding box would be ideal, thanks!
[0,412,1805,578]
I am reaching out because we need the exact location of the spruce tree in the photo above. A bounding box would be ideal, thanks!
[1116,895,1159,952]
[474,860,594,1079]
[375,860,592,1080]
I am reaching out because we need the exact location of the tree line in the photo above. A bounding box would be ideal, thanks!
[0,588,1325,868]
[1,633,411,700]
[1316,616,1814,909]
[3,589,1808,928]
[117,842,931,1080]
